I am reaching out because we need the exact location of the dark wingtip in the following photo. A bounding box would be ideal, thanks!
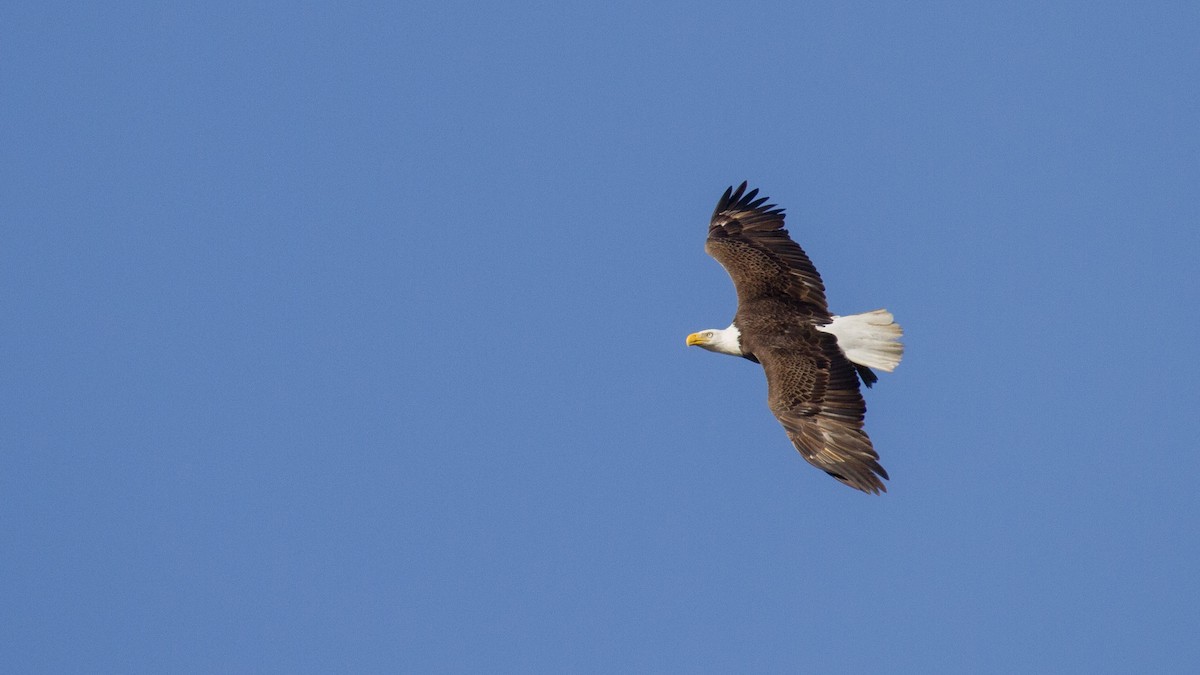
[723,183,739,204]
[842,476,888,494]
[826,460,889,494]
[712,181,746,218]
[712,181,786,223]
[712,184,737,220]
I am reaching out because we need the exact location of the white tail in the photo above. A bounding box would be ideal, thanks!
[816,309,904,372]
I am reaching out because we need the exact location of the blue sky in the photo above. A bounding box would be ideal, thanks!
[3,1,1199,672]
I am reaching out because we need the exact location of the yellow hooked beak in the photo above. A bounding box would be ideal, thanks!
[686,332,706,347]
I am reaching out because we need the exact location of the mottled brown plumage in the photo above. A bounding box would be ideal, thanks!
[704,182,889,494]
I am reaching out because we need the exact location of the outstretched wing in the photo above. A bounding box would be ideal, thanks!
[757,332,889,494]
[705,182,828,314]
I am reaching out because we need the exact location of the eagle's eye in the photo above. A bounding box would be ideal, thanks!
[705,331,714,338]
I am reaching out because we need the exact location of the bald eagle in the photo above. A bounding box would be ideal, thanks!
[686,183,903,494]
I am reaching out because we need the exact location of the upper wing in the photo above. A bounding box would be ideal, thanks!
[705,182,828,313]
[758,334,889,494]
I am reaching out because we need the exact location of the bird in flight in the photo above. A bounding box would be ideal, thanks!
[687,182,903,494]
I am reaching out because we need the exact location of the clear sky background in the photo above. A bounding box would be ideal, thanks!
[3,1,1198,673]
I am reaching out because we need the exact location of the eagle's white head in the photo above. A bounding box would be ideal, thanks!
[685,324,743,357]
